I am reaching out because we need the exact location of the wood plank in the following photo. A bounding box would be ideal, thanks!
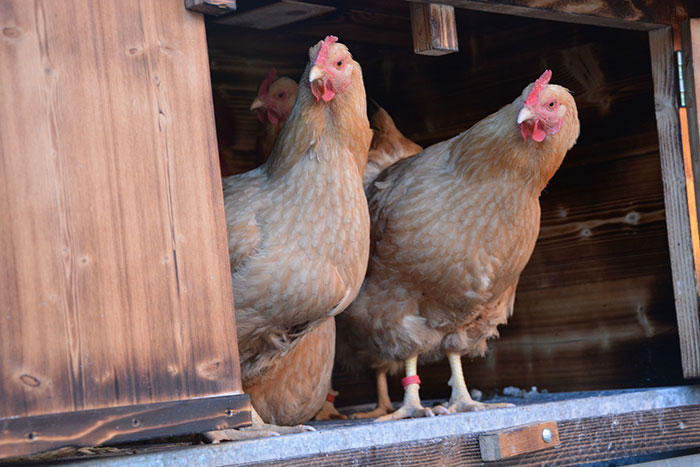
[409,3,458,56]
[0,394,251,460]
[479,421,560,461]
[649,27,700,378]
[0,0,248,456]
[403,0,698,30]
[680,20,700,291]
[185,0,237,16]
[260,406,700,466]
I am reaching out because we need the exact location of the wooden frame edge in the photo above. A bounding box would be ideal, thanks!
[0,393,251,460]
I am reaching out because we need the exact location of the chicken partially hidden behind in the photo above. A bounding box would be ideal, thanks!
[250,69,299,164]
[363,100,423,189]
[206,35,372,441]
[342,70,580,421]
[331,102,423,419]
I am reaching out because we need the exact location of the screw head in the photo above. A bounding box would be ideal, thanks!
[542,428,553,443]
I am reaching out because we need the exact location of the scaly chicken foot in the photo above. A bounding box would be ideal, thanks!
[351,370,394,419]
[203,407,315,443]
[376,357,434,422]
[313,389,348,421]
[432,353,515,415]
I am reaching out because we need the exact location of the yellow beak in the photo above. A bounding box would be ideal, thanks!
[309,65,326,83]
[517,107,536,125]
[250,97,264,111]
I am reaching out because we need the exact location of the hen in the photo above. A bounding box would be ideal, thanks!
[363,100,423,188]
[342,70,580,421]
[207,36,372,440]
[250,69,299,164]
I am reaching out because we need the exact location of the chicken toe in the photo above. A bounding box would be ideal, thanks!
[351,370,394,419]
[375,357,432,422]
[436,353,516,415]
[203,408,315,443]
[313,389,348,420]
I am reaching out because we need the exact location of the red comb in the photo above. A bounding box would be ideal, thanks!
[316,35,338,67]
[525,69,552,107]
[258,68,277,98]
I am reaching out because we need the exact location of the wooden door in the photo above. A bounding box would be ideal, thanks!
[0,0,249,458]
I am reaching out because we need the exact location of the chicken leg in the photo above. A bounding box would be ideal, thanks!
[313,388,348,420]
[351,370,394,419]
[203,407,314,443]
[432,353,515,414]
[376,356,434,421]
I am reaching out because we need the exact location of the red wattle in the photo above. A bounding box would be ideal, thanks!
[266,109,279,125]
[532,120,546,142]
[311,79,335,102]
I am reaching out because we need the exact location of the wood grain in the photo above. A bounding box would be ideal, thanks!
[409,3,458,56]
[185,0,237,16]
[649,27,700,378]
[247,405,700,466]
[680,20,700,294]
[0,394,251,460]
[479,421,560,461]
[403,0,699,31]
[0,0,247,456]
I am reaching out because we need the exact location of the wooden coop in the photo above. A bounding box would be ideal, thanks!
[3,0,700,465]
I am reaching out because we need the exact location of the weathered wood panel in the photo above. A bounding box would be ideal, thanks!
[649,27,700,378]
[0,0,245,443]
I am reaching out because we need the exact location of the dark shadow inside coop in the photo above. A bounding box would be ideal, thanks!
[204,1,685,411]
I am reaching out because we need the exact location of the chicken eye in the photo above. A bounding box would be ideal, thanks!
[336,60,343,68]
[278,92,285,98]
[547,101,556,109]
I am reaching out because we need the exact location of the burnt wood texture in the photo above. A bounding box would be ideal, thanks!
[206,3,690,406]
[0,0,248,458]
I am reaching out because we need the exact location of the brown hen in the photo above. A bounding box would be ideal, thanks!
[342,70,580,421]
[207,36,372,440]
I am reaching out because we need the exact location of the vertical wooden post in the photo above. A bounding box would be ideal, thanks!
[649,27,700,377]
[680,20,700,288]
[409,2,459,56]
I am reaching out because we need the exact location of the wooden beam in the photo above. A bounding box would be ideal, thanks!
[403,0,697,31]
[409,3,459,56]
[0,394,251,460]
[185,0,236,16]
[216,1,335,29]
[649,27,700,378]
